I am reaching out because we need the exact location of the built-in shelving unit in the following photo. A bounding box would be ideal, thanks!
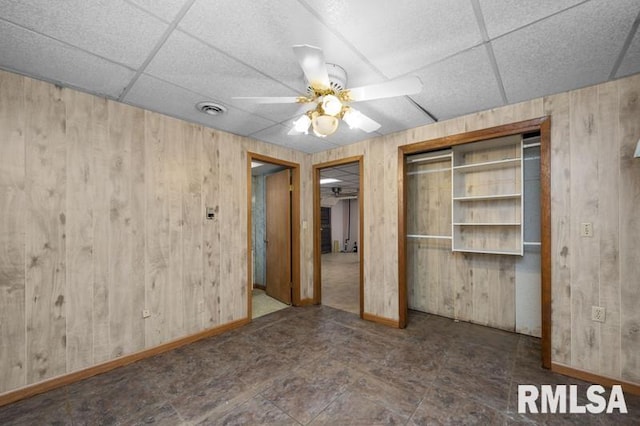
[451,135,523,255]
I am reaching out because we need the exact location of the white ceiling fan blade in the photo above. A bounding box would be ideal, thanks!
[292,44,330,90]
[343,108,381,133]
[232,96,300,104]
[347,76,423,102]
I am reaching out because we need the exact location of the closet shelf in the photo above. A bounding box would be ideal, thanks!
[453,222,520,226]
[453,157,520,173]
[407,168,451,176]
[453,248,522,256]
[407,234,452,240]
[451,135,523,256]
[453,193,520,201]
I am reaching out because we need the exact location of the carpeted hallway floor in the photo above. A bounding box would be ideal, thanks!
[2,306,638,425]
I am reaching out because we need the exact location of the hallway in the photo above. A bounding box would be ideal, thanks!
[321,252,359,314]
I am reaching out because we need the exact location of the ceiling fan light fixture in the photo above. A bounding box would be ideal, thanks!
[292,114,311,133]
[311,113,339,137]
[321,94,342,116]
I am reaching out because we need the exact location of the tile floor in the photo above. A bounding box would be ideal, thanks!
[252,289,289,319]
[1,306,639,425]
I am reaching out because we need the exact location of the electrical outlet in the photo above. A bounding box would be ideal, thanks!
[197,301,204,313]
[592,306,605,323]
[142,309,150,319]
[580,222,593,237]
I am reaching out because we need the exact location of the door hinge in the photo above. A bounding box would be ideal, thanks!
[289,185,293,192]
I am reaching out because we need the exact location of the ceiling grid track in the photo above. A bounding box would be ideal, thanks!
[118,0,197,101]
[609,8,640,79]
[471,0,508,105]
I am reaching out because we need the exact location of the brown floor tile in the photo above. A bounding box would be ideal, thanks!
[261,359,358,424]
[197,395,299,425]
[2,306,637,425]
[409,387,507,425]
[310,390,410,425]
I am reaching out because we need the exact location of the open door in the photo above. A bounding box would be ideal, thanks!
[265,168,292,304]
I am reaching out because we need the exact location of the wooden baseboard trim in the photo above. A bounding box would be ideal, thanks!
[551,363,640,396]
[297,298,315,307]
[252,283,266,291]
[362,312,400,328]
[0,317,250,407]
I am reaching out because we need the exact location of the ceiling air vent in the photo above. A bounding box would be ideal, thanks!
[196,101,227,116]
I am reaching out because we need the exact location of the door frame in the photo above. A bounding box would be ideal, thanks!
[397,117,552,368]
[313,156,364,318]
[247,153,301,319]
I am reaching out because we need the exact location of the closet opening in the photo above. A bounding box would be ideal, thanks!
[398,117,551,368]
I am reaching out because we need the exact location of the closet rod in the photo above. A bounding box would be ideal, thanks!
[407,153,452,163]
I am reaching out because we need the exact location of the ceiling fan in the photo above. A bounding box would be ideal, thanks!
[233,45,423,138]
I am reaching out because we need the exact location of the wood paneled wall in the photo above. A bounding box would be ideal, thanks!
[312,73,640,386]
[0,70,312,395]
[1,68,639,395]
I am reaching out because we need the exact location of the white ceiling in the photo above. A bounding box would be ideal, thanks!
[1,0,638,154]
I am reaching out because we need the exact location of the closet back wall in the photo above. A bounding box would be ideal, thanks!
[0,70,314,396]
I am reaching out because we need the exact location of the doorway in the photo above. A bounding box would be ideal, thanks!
[313,157,363,317]
[398,117,551,368]
[247,153,301,319]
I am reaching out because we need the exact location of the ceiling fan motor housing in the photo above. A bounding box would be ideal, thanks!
[307,63,347,94]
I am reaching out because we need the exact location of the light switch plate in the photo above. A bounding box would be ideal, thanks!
[580,222,593,237]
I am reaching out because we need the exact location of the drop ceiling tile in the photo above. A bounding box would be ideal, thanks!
[411,45,504,121]
[0,0,168,68]
[250,124,340,154]
[0,20,135,98]
[479,0,585,39]
[303,0,481,78]
[123,73,275,136]
[493,0,640,104]
[616,26,640,79]
[145,30,302,122]
[179,0,382,89]
[353,97,434,136]
[126,0,190,22]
